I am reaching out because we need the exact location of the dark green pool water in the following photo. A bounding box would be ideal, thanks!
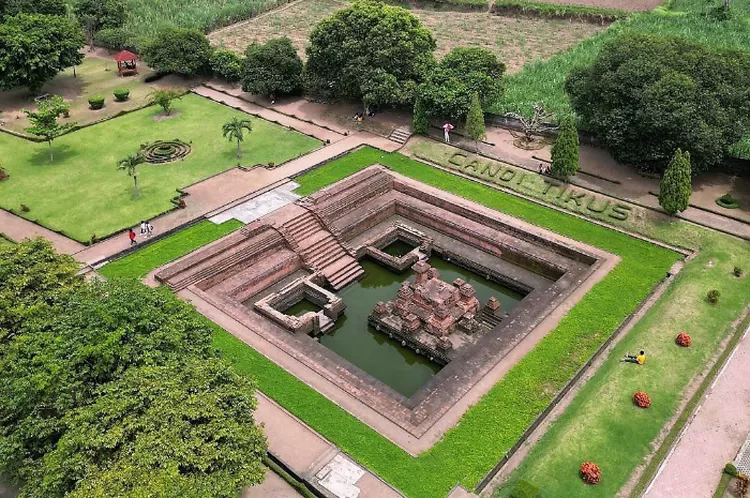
[310,257,523,397]
[285,299,322,317]
[382,239,417,257]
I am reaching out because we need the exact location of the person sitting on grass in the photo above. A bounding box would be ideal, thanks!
[622,350,646,365]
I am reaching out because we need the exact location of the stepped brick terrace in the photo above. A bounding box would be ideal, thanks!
[157,164,617,442]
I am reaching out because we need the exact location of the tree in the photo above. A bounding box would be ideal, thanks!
[659,149,692,215]
[417,47,505,122]
[0,0,66,18]
[73,0,127,51]
[305,1,435,107]
[565,34,750,174]
[117,151,145,198]
[149,88,182,115]
[141,27,213,76]
[412,98,429,135]
[24,96,76,162]
[0,238,80,343]
[0,13,85,92]
[504,103,557,149]
[550,115,580,179]
[222,117,253,162]
[465,92,486,151]
[242,37,302,98]
[28,359,267,498]
[0,274,266,496]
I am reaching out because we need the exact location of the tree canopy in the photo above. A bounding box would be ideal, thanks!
[659,149,692,215]
[0,13,85,92]
[141,27,213,76]
[242,37,302,98]
[73,0,127,49]
[565,34,750,174]
[417,46,504,122]
[305,0,435,106]
[550,116,580,179]
[465,92,486,151]
[0,240,267,497]
[0,0,66,19]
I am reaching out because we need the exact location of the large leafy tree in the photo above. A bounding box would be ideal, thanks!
[24,96,76,162]
[25,359,266,498]
[0,0,66,19]
[73,0,127,51]
[222,117,253,161]
[550,115,580,179]
[417,46,504,121]
[0,13,85,93]
[565,34,750,174]
[141,27,213,76]
[242,37,302,98]
[0,238,80,343]
[659,149,692,215]
[305,0,435,107]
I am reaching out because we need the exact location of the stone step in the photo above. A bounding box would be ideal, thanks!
[301,235,338,257]
[285,213,318,232]
[325,259,364,290]
[388,127,412,145]
[329,266,364,290]
[308,248,347,270]
[287,222,324,242]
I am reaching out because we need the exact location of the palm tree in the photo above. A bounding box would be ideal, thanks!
[222,117,253,162]
[118,152,146,199]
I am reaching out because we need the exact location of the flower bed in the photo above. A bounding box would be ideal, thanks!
[633,391,651,408]
[580,462,601,484]
[675,332,691,347]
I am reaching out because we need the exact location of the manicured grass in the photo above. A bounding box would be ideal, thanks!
[0,233,14,246]
[0,94,320,243]
[98,219,243,279]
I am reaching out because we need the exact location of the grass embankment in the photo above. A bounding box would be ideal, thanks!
[0,94,319,243]
[98,219,243,279]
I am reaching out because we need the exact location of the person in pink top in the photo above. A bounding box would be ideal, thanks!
[442,122,454,143]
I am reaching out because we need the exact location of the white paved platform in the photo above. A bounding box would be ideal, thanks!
[209,181,300,224]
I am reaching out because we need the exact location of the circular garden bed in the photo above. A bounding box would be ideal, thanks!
[142,140,192,164]
[715,194,740,209]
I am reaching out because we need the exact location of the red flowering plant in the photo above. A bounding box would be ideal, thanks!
[633,391,651,408]
[580,462,601,484]
[676,333,691,347]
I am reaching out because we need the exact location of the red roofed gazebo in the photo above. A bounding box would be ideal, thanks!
[114,50,138,77]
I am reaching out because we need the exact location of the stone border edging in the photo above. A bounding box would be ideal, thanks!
[264,452,327,498]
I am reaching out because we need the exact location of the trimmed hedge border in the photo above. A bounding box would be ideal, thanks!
[386,0,489,12]
[490,0,628,23]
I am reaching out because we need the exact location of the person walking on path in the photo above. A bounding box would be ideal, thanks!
[128,228,137,246]
[146,221,154,238]
[139,221,147,237]
[622,350,646,365]
[442,123,454,143]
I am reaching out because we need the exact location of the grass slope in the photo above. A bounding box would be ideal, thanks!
[99,219,243,279]
[0,94,319,242]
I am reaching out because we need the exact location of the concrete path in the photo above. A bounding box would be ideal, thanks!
[644,324,750,498]
[243,470,301,498]
[0,209,85,254]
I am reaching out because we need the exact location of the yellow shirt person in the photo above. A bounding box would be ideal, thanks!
[622,350,646,365]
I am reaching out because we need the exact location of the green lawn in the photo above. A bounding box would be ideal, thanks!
[99,219,243,279]
[98,147,750,498]
[0,94,320,242]
[0,233,14,246]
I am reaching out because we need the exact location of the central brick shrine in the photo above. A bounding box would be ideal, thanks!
[371,261,501,361]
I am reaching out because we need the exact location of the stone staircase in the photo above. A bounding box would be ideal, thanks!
[282,211,364,290]
[388,126,412,145]
[480,307,504,328]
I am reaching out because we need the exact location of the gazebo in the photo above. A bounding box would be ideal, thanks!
[114,50,138,77]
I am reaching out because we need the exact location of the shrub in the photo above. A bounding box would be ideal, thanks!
[580,462,601,484]
[725,463,739,477]
[149,88,182,115]
[633,391,651,408]
[675,332,691,347]
[566,34,750,174]
[113,88,130,102]
[0,166,8,181]
[737,474,750,497]
[20,203,30,212]
[211,49,243,83]
[734,266,743,277]
[177,198,186,209]
[658,149,692,215]
[141,27,213,76]
[93,27,139,52]
[510,479,540,498]
[88,96,105,110]
[242,37,302,98]
[707,289,720,304]
[90,234,98,244]
[412,98,429,135]
[465,92,486,150]
[716,193,740,209]
[551,115,579,179]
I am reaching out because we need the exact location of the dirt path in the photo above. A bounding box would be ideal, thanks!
[644,324,750,498]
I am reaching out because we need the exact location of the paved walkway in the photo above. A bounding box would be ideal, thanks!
[0,209,85,254]
[645,324,750,498]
